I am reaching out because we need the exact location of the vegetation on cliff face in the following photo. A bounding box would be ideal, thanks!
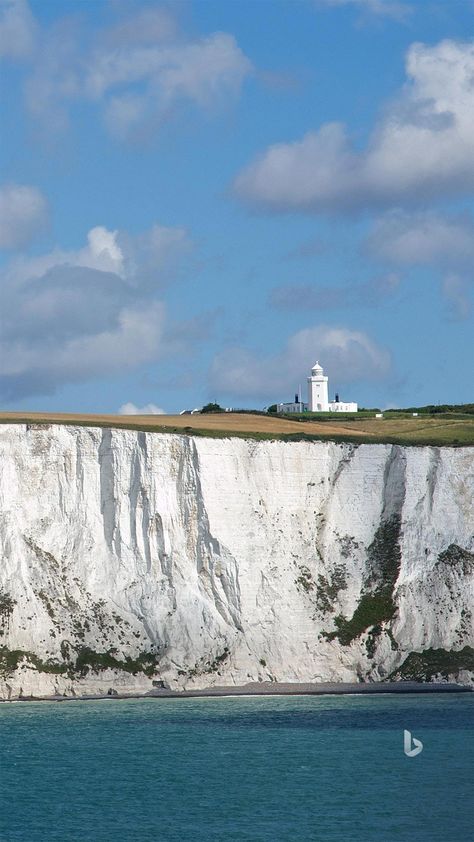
[0,647,66,678]
[0,645,160,680]
[73,648,159,678]
[295,565,315,593]
[184,647,230,679]
[390,647,474,681]
[0,642,232,683]
[315,566,347,613]
[0,591,16,635]
[326,515,402,647]
[437,544,474,574]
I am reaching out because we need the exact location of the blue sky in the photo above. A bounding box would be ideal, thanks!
[0,0,473,414]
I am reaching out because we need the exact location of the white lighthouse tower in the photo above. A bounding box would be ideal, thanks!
[307,361,329,412]
[276,359,358,414]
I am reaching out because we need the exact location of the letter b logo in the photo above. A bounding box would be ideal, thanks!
[404,729,423,757]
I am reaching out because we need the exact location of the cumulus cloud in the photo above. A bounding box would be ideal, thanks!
[119,402,165,415]
[270,274,399,310]
[0,183,48,249]
[210,325,391,401]
[22,5,253,140]
[234,39,474,212]
[0,0,36,59]
[366,210,474,267]
[315,0,412,22]
[2,222,189,290]
[0,222,193,401]
[1,301,166,389]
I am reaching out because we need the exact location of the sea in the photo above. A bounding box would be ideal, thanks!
[0,693,472,841]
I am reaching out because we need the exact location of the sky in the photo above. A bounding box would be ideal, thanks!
[0,0,473,415]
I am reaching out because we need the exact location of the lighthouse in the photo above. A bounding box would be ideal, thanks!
[276,360,358,414]
[307,361,329,412]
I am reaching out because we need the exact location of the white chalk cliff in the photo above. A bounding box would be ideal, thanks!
[0,424,473,699]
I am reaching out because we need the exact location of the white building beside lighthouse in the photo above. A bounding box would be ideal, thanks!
[276,360,358,413]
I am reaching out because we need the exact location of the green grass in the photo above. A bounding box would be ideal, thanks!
[274,421,474,446]
[1,412,473,446]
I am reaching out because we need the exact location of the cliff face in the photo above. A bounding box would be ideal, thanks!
[0,424,473,699]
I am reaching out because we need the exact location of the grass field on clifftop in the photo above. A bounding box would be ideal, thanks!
[0,411,473,446]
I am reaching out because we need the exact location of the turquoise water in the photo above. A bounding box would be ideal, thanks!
[0,694,472,841]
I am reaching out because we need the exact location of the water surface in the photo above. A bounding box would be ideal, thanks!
[0,694,472,841]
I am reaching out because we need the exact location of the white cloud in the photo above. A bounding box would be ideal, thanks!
[442,274,472,321]
[23,16,82,134]
[23,8,253,141]
[234,39,474,212]
[3,222,189,289]
[0,183,48,249]
[0,222,193,401]
[121,223,191,288]
[367,210,474,266]
[119,402,165,415]
[85,33,251,103]
[210,325,391,401]
[104,7,177,47]
[95,32,252,140]
[1,301,166,379]
[315,0,412,22]
[0,0,36,59]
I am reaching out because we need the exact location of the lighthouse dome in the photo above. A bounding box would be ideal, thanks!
[311,361,323,375]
